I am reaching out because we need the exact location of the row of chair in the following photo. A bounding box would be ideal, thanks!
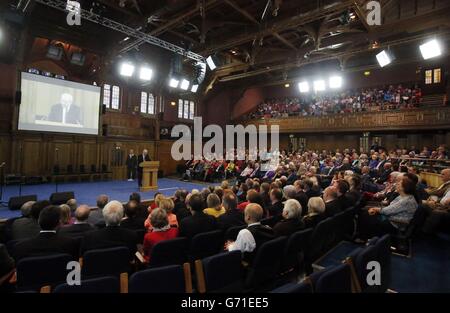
[11,203,372,293]
[272,234,391,293]
[51,164,112,182]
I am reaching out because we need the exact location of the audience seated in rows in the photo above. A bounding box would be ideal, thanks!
[1,143,448,293]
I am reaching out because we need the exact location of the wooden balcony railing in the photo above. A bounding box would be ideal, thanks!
[242,107,450,133]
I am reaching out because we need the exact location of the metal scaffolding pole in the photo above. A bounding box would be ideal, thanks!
[34,0,205,62]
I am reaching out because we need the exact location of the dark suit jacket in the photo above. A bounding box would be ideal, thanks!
[346,190,361,207]
[0,244,14,277]
[120,217,146,232]
[57,223,95,238]
[217,210,245,231]
[11,218,40,241]
[48,103,82,125]
[337,195,352,211]
[126,154,138,169]
[306,187,322,198]
[137,154,151,173]
[261,192,271,210]
[80,226,138,260]
[361,174,378,192]
[136,203,150,220]
[377,168,392,184]
[325,199,343,217]
[303,214,325,229]
[273,218,304,237]
[268,201,284,217]
[12,232,79,262]
[173,200,191,222]
[178,212,217,241]
[294,191,309,216]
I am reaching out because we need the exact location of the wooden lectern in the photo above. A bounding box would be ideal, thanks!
[139,161,159,192]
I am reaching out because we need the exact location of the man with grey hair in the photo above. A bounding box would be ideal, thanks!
[66,199,77,215]
[58,205,94,238]
[10,201,37,241]
[273,199,304,237]
[81,200,138,260]
[20,201,35,218]
[283,185,297,200]
[88,194,109,226]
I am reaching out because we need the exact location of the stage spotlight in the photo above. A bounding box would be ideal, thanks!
[329,76,342,89]
[314,80,326,92]
[420,39,442,60]
[139,67,153,81]
[46,45,63,61]
[169,78,179,88]
[298,81,309,93]
[71,52,85,66]
[191,84,199,93]
[206,56,217,70]
[284,83,290,88]
[120,62,135,77]
[376,50,392,67]
[180,79,190,90]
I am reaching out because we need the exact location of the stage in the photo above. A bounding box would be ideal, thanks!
[0,178,215,219]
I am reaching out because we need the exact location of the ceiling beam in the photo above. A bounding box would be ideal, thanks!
[353,0,371,32]
[271,31,298,50]
[218,30,450,82]
[224,0,259,25]
[95,0,143,20]
[119,0,221,54]
[212,3,450,81]
[224,0,298,51]
[199,0,355,55]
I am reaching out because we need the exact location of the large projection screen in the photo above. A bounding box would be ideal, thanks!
[18,72,101,135]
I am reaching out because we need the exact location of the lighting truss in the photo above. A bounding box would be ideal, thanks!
[34,0,205,62]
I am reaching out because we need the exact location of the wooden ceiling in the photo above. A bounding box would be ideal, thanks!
[3,0,450,91]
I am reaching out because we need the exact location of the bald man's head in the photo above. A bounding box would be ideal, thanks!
[441,169,450,182]
[244,203,264,225]
[75,205,91,222]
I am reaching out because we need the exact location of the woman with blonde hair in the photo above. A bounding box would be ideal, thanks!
[302,197,326,228]
[59,204,73,226]
[145,197,178,230]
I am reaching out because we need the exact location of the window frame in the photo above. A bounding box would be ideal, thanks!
[102,83,121,111]
[140,91,156,115]
[178,98,195,120]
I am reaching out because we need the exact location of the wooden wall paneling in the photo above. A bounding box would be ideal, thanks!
[0,135,11,173]
[244,108,450,133]
[156,140,184,177]
[22,138,43,176]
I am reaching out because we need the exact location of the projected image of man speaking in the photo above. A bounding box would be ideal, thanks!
[47,93,83,125]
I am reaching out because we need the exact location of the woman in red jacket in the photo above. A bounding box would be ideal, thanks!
[143,208,178,262]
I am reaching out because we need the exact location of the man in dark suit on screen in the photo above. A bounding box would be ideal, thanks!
[126,149,137,181]
[137,149,151,187]
[47,93,83,125]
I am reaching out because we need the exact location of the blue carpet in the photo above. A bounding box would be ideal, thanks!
[0,178,216,219]
[390,236,450,293]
